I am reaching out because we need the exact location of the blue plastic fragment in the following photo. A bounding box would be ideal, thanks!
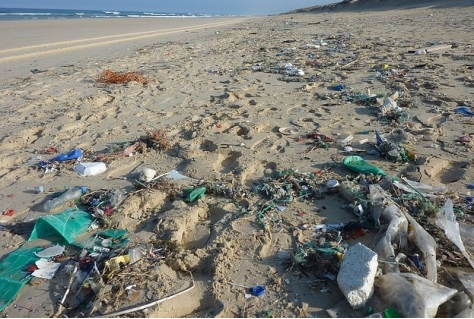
[375,131,384,146]
[412,254,423,268]
[333,84,346,91]
[50,149,82,162]
[38,149,83,168]
[454,106,474,117]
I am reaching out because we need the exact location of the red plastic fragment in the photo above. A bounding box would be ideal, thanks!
[3,209,14,216]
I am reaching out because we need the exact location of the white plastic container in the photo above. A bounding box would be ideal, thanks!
[74,162,107,176]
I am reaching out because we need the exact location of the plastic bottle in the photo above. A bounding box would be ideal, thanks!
[44,186,87,212]
[109,188,125,208]
[93,246,110,253]
[342,156,387,176]
[128,247,144,263]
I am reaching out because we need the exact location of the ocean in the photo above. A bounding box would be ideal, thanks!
[0,7,223,21]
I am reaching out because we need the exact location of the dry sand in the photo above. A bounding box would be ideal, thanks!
[0,1,474,317]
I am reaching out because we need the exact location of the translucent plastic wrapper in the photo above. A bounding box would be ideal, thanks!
[455,307,474,318]
[459,223,474,255]
[457,271,474,301]
[380,97,401,116]
[393,177,445,200]
[374,232,398,274]
[436,199,474,269]
[370,185,408,269]
[403,210,438,282]
[109,188,126,208]
[369,184,385,226]
[381,204,408,250]
[375,273,457,318]
[340,180,361,203]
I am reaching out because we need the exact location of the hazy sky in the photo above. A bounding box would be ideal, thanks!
[0,0,336,15]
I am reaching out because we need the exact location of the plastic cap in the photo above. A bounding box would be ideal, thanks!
[252,285,265,297]
[79,186,88,194]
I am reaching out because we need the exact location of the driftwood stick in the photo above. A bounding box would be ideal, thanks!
[93,271,195,318]
[53,263,78,318]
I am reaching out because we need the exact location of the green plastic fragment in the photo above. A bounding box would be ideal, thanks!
[383,307,402,318]
[343,156,387,176]
[183,186,206,202]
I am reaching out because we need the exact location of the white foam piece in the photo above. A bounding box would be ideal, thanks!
[35,244,65,258]
[74,162,107,176]
[337,243,378,309]
[32,258,61,280]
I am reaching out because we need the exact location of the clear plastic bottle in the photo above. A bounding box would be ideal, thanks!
[44,186,87,212]
[93,246,110,253]
[109,188,125,208]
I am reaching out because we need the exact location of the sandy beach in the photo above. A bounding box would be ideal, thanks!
[1,1,474,317]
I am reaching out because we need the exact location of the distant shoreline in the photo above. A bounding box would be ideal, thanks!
[0,7,240,21]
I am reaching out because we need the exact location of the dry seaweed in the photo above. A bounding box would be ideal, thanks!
[97,69,148,85]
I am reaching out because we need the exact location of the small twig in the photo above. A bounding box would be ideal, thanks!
[378,259,411,271]
[442,267,456,282]
[53,263,78,318]
[134,179,150,189]
[93,271,195,318]
[227,282,250,289]
[116,272,153,278]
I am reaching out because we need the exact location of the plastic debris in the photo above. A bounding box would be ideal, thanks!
[74,162,107,176]
[435,198,474,269]
[183,186,206,202]
[337,243,378,309]
[35,244,65,258]
[31,258,61,280]
[454,106,474,117]
[342,156,387,176]
[375,272,457,318]
[139,167,156,182]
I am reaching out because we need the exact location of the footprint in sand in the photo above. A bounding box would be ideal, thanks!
[83,94,115,106]
[238,161,268,186]
[213,150,242,174]
[259,107,278,116]
[223,125,250,139]
[200,139,218,152]
[415,113,449,128]
[183,206,231,250]
[270,138,290,153]
[421,157,469,184]
[250,135,277,152]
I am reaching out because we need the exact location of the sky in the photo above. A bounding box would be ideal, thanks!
[0,0,337,16]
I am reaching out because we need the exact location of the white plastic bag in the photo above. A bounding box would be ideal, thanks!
[403,210,438,282]
[374,232,398,274]
[375,272,457,318]
[436,198,474,269]
[381,204,408,249]
[369,184,385,226]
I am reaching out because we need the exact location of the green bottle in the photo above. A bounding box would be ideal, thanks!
[342,156,386,176]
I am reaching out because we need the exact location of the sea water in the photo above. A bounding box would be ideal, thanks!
[0,7,221,21]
